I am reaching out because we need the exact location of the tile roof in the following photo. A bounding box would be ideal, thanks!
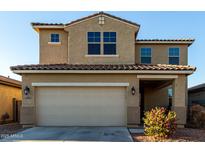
[136,39,195,42]
[10,64,196,72]
[31,23,64,26]
[0,75,21,88]
[31,12,140,27]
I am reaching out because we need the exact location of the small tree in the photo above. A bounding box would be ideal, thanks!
[143,107,177,138]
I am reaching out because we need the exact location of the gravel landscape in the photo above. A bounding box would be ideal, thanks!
[131,128,205,142]
[0,123,26,140]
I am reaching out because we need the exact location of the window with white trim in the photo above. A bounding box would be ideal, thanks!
[103,32,116,55]
[169,48,180,65]
[51,34,60,42]
[140,48,152,64]
[87,32,101,55]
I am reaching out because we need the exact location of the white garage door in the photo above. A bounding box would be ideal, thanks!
[36,86,126,126]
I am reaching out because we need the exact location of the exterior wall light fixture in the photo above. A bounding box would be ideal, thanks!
[24,86,30,96]
[131,86,136,95]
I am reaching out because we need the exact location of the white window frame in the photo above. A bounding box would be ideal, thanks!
[103,32,117,55]
[168,47,180,65]
[48,33,61,45]
[86,32,118,56]
[87,32,101,55]
[140,47,152,64]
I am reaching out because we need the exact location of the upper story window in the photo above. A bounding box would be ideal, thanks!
[169,48,180,65]
[51,34,60,42]
[87,32,101,55]
[103,32,116,55]
[140,48,152,64]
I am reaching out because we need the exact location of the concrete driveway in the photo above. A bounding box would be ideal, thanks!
[1,127,133,142]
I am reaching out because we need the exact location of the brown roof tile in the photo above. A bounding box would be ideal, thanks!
[136,39,195,46]
[10,64,196,72]
[31,23,64,26]
[136,39,195,42]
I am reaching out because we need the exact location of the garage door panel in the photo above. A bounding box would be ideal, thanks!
[36,87,126,126]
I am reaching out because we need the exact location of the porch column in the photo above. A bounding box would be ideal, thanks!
[172,75,187,127]
[127,77,140,126]
[20,74,35,127]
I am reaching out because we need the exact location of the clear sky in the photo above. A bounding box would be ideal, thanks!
[0,11,204,88]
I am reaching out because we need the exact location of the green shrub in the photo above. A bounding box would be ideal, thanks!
[143,107,177,138]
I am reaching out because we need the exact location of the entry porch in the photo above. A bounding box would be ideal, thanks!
[134,74,188,127]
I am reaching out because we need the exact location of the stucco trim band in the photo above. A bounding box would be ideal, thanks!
[32,82,130,87]
[137,75,178,79]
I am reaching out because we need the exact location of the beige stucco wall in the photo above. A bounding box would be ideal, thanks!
[20,73,140,126]
[64,16,138,64]
[0,84,22,122]
[172,75,187,107]
[37,17,191,66]
[38,15,138,65]
[39,29,68,64]
[20,73,189,127]
[172,75,188,125]
[135,43,188,65]
[144,86,169,111]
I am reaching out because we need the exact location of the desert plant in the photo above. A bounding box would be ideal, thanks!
[1,112,10,123]
[143,107,177,138]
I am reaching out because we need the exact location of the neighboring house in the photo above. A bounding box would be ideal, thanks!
[188,83,205,106]
[10,12,196,127]
[0,75,22,123]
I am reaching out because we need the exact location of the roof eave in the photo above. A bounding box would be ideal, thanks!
[11,70,195,75]
[32,25,65,32]
[135,40,194,46]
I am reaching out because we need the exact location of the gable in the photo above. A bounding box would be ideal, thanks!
[64,13,139,33]
[63,13,138,64]
[64,12,140,29]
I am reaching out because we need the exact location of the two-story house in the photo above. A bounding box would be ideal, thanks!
[11,12,196,127]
